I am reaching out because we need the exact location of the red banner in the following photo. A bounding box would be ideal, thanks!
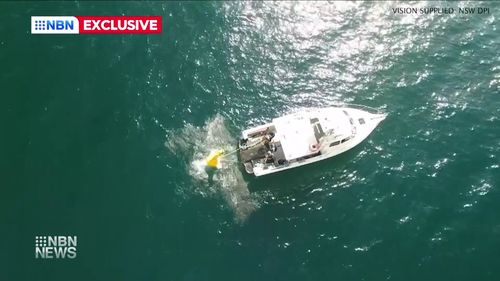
[76,16,162,34]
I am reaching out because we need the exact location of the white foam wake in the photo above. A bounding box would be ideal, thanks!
[165,114,258,223]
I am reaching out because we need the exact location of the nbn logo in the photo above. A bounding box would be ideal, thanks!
[32,16,79,34]
[35,235,78,259]
[47,20,74,30]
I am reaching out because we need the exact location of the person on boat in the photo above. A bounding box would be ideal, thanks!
[262,136,271,150]
[262,128,275,150]
[264,151,274,164]
[265,129,275,141]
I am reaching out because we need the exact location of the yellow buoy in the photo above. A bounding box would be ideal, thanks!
[205,149,225,168]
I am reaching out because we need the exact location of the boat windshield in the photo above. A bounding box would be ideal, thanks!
[310,118,325,142]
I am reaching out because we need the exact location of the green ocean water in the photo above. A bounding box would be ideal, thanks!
[1,1,500,280]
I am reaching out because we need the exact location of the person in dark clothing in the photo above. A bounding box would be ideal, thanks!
[264,152,274,164]
[262,128,275,150]
[262,135,271,150]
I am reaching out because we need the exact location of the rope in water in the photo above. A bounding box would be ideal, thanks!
[220,137,268,158]
[221,147,240,156]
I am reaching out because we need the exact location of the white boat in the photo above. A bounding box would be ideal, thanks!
[238,105,387,176]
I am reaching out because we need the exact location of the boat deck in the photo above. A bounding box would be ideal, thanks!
[271,142,286,164]
[273,114,317,160]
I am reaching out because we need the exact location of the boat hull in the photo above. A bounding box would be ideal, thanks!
[239,106,386,176]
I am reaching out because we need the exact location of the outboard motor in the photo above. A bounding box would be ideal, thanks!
[239,137,268,162]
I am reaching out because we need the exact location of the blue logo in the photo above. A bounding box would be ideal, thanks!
[31,16,79,34]
[35,20,74,31]
[34,20,46,31]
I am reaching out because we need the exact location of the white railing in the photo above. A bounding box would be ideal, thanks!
[339,103,385,115]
